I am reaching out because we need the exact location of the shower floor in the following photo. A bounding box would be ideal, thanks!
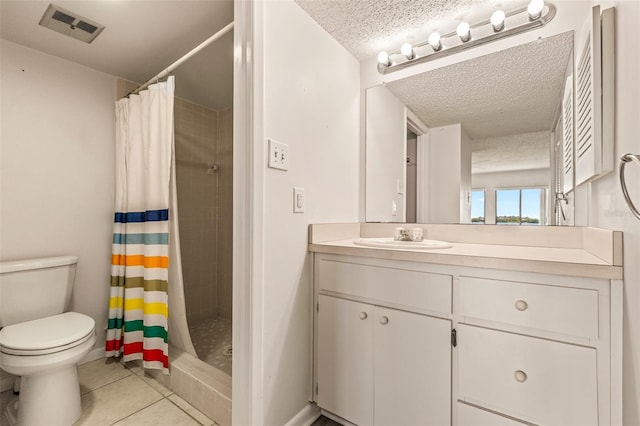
[188,315,232,376]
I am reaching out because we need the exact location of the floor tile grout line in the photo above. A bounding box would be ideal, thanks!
[79,367,134,396]
[101,392,213,426]
[110,362,214,425]
[166,395,215,426]
[106,397,166,426]
[82,374,163,426]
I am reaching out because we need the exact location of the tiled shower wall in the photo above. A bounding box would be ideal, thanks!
[116,79,232,323]
[174,98,233,323]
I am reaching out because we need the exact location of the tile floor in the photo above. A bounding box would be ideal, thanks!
[0,358,217,426]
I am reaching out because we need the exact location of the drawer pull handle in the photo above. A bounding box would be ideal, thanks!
[515,300,528,311]
[359,312,368,320]
[514,370,528,383]
[380,316,389,325]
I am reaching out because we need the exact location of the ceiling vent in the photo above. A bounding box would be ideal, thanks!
[39,4,105,44]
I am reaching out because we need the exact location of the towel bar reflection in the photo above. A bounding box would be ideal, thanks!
[619,153,640,220]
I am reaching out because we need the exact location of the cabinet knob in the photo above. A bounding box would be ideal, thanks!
[379,316,389,325]
[515,300,528,311]
[514,370,528,383]
[359,312,368,320]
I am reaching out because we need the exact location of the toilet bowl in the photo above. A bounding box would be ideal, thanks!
[0,257,96,426]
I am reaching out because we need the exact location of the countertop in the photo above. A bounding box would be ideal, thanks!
[308,224,623,280]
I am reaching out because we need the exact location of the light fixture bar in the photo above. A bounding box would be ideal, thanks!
[377,2,556,74]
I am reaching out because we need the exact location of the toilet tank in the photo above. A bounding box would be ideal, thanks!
[0,256,78,327]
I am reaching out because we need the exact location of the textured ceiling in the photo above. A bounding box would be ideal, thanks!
[384,31,573,139]
[0,1,233,110]
[472,131,550,174]
[297,1,572,174]
[295,0,530,61]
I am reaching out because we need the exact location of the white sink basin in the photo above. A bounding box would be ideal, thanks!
[353,237,452,250]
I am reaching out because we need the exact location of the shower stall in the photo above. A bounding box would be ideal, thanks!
[174,98,233,377]
[118,21,235,424]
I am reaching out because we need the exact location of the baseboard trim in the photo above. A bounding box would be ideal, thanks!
[285,402,321,426]
[320,409,356,426]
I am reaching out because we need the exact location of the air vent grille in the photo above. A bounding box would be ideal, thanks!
[39,4,105,43]
[52,10,74,25]
[76,21,98,34]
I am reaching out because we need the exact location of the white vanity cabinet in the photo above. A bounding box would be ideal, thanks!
[314,255,453,425]
[312,252,622,426]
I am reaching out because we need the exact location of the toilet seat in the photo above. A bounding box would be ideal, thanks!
[0,312,95,356]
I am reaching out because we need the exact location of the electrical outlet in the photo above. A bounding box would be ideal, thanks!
[268,138,289,171]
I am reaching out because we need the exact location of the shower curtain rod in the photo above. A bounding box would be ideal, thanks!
[130,21,234,96]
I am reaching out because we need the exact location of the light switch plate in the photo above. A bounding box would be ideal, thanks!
[268,138,289,171]
[293,187,304,213]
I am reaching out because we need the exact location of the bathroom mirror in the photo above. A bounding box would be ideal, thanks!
[365,31,575,225]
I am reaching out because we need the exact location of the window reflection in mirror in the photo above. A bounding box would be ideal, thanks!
[471,190,486,224]
[495,188,547,225]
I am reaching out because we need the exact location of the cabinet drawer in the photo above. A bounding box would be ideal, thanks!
[317,259,452,314]
[458,402,527,425]
[459,276,598,339]
[458,325,598,425]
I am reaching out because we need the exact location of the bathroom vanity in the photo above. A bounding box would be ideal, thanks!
[309,223,623,425]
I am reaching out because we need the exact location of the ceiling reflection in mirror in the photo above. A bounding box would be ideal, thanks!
[366,32,574,225]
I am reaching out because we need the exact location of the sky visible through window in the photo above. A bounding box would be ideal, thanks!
[497,188,542,225]
[521,189,542,220]
[471,190,485,223]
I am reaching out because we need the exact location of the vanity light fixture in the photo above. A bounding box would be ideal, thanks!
[428,32,442,51]
[377,51,391,66]
[490,10,506,32]
[456,22,471,42]
[377,0,556,74]
[400,43,416,59]
[528,0,545,20]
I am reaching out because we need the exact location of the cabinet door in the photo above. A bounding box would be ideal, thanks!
[374,307,451,426]
[317,295,374,425]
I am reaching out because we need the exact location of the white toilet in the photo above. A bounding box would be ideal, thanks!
[0,256,96,426]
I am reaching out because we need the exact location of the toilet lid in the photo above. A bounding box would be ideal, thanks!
[0,312,95,354]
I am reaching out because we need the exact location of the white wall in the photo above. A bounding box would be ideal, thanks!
[0,40,116,353]
[261,1,360,424]
[365,85,406,222]
[427,124,465,223]
[584,2,640,424]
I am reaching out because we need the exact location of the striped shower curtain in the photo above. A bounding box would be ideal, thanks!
[105,77,175,373]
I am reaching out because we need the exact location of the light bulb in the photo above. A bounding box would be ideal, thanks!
[377,51,390,66]
[400,43,415,60]
[428,32,442,51]
[527,0,544,20]
[490,10,505,32]
[456,22,471,42]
